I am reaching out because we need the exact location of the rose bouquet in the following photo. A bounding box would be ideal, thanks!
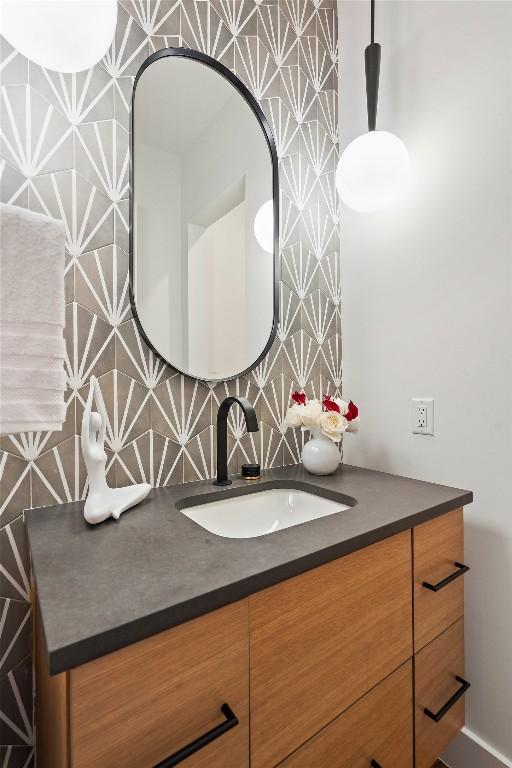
[285,392,359,443]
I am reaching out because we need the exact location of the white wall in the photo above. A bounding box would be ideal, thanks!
[188,202,245,379]
[135,141,182,361]
[339,2,512,765]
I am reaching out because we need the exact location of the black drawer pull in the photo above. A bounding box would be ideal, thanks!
[371,761,383,767]
[424,676,470,723]
[422,562,469,592]
[154,703,238,767]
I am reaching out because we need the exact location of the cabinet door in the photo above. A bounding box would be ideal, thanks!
[415,618,467,768]
[280,661,413,768]
[414,508,466,652]
[70,601,249,768]
[249,531,413,768]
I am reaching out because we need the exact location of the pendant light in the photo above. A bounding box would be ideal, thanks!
[336,0,411,213]
[0,0,117,74]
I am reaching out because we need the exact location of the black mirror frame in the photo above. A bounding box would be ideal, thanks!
[129,47,280,383]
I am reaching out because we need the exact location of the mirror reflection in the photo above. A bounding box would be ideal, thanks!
[132,52,276,381]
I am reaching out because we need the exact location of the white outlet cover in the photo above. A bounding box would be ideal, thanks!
[412,398,434,435]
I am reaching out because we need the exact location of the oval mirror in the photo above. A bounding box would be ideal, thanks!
[130,48,279,382]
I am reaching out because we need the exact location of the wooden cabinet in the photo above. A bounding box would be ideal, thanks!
[249,531,412,768]
[36,510,468,768]
[37,601,249,768]
[413,508,466,652]
[415,618,466,768]
[280,660,413,768]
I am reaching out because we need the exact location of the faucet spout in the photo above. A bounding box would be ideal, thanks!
[214,396,259,486]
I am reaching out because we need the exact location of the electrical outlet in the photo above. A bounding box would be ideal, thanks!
[412,398,434,435]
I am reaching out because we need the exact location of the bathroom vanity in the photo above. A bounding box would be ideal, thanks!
[26,464,472,768]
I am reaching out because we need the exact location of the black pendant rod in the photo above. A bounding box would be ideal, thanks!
[365,0,381,131]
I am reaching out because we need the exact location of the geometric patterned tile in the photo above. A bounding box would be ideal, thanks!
[0,656,33,747]
[0,38,28,87]
[116,429,183,488]
[0,599,31,677]
[116,320,173,389]
[0,159,29,206]
[75,120,129,203]
[29,170,114,259]
[0,747,34,768]
[234,37,280,100]
[212,0,258,37]
[302,288,337,343]
[0,453,30,529]
[281,0,316,37]
[31,436,86,506]
[64,303,115,392]
[151,375,211,445]
[319,249,342,307]
[282,241,319,299]
[75,245,131,327]
[0,85,72,177]
[181,2,233,62]
[282,329,321,391]
[258,4,298,67]
[29,62,114,125]
[0,516,30,602]
[183,426,215,484]
[120,0,181,36]
[320,332,342,392]
[102,5,149,78]
[258,372,296,435]
[278,281,302,342]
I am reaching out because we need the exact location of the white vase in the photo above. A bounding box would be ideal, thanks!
[301,428,340,475]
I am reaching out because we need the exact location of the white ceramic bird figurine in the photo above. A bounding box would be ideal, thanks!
[81,376,151,524]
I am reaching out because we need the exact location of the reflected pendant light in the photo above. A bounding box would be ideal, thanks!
[336,0,411,213]
[0,0,117,74]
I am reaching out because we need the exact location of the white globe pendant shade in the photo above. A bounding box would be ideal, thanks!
[0,0,117,73]
[336,130,411,213]
[254,199,274,254]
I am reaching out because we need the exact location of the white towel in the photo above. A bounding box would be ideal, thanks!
[1,204,65,326]
[0,203,67,435]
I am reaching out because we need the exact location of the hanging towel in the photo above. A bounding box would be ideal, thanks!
[0,203,67,435]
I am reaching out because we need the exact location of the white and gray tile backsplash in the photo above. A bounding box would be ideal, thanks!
[0,1,340,760]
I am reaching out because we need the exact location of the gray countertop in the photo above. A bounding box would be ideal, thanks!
[25,464,472,675]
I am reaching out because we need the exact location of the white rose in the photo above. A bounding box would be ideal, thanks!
[285,404,303,428]
[300,399,323,429]
[319,411,347,442]
[333,397,349,416]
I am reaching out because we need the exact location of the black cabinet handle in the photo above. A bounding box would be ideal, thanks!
[422,562,469,592]
[154,703,239,767]
[371,761,383,767]
[424,676,470,723]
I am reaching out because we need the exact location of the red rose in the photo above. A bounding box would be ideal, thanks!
[322,395,340,413]
[291,391,307,405]
[346,400,359,421]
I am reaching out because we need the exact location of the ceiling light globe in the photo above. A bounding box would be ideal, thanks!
[0,0,118,73]
[254,200,274,254]
[336,130,411,213]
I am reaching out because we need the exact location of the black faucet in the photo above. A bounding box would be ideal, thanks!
[214,396,259,486]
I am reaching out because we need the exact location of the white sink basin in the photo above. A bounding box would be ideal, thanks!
[180,488,350,539]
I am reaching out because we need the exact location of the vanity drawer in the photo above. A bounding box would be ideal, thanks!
[70,601,249,768]
[413,508,467,652]
[415,618,467,768]
[280,660,413,768]
[249,531,413,768]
